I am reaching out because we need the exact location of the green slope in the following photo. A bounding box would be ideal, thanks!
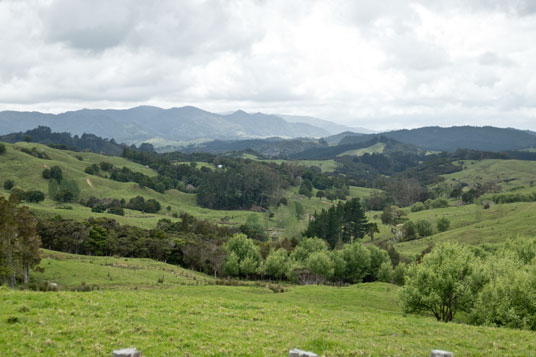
[1,252,534,355]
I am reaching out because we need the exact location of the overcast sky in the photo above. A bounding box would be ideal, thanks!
[1,0,535,131]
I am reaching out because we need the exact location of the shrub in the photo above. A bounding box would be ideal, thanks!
[401,243,479,322]
[415,220,433,238]
[410,202,426,212]
[402,221,417,241]
[0,143,6,154]
[3,179,14,190]
[25,190,45,203]
[437,217,450,232]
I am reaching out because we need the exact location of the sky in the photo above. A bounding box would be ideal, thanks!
[0,0,535,131]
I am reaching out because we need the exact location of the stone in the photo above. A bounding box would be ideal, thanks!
[431,350,453,357]
[289,348,318,357]
[113,347,142,357]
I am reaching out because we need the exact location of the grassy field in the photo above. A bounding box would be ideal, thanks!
[1,251,535,356]
[337,142,386,157]
[439,159,536,191]
[369,200,536,258]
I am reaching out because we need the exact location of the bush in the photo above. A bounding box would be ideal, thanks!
[410,202,426,212]
[0,143,6,154]
[437,217,450,232]
[42,168,51,179]
[3,179,14,190]
[100,161,114,171]
[107,206,125,216]
[415,220,433,238]
[402,221,417,241]
[25,190,45,203]
[401,243,479,322]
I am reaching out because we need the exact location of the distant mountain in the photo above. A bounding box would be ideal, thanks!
[276,114,375,135]
[375,126,536,152]
[0,106,330,143]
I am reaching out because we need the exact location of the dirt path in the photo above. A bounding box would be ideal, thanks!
[86,177,94,188]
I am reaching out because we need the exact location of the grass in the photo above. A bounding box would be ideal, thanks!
[440,159,536,191]
[337,142,386,157]
[369,201,536,258]
[1,251,535,355]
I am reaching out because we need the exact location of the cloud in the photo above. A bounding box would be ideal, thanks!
[0,0,535,131]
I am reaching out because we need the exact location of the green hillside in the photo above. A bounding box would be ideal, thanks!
[2,251,535,355]
[439,159,536,191]
[337,142,386,157]
[0,142,374,233]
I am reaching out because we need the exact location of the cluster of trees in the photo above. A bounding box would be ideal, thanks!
[410,198,449,212]
[223,235,394,284]
[41,166,80,202]
[20,146,51,160]
[305,199,370,248]
[80,195,162,215]
[84,161,114,175]
[402,239,536,331]
[0,196,41,288]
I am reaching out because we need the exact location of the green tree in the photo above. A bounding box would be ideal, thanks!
[3,179,14,191]
[366,222,380,241]
[306,251,334,280]
[377,261,393,283]
[437,217,450,232]
[0,143,5,154]
[401,243,479,322]
[264,249,288,280]
[0,196,41,287]
[49,166,63,183]
[224,233,262,278]
[415,220,433,238]
[402,221,417,241]
[341,242,371,283]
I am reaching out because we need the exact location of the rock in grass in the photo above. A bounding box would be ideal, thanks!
[113,347,142,357]
[289,348,318,357]
[431,350,453,357]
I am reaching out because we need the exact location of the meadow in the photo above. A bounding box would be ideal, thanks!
[2,251,535,356]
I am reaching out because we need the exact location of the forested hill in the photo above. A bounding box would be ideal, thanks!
[0,126,154,155]
[365,126,536,152]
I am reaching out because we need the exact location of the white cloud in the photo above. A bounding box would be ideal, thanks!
[0,0,535,131]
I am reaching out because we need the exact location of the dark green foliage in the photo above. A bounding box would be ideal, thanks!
[402,221,417,241]
[239,214,267,241]
[3,179,14,190]
[0,126,125,155]
[0,143,5,154]
[415,220,433,238]
[304,198,368,248]
[0,196,41,287]
[126,196,161,213]
[437,217,450,232]
[53,179,79,203]
[106,206,124,216]
[299,179,313,198]
[99,161,113,171]
[42,168,51,179]
[462,188,479,203]
[84,164,100,175]
[20,147,50,159]
[49,166,63,183]
[25,190,45,203]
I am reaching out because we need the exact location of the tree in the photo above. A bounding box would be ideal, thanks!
[224,234,261,278]
[0,196,41,287]
[25,190,45,203]
[299,179,313,198]
[401,243,478,322]
[402,221,417,241]
[366,222,380,241]
[265,249,288,280]
[340,242,371,283]
[306,251,334,280]
[49,166,63,183]
[3,179,15,191]
[415,220,433,238]
[24,135,31,143]
[0,143,5,154]
[437,217,450,232]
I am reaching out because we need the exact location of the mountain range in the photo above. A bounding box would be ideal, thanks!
[0,106,370,144]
